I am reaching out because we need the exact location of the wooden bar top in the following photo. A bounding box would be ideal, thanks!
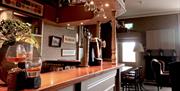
[0,62,124,91]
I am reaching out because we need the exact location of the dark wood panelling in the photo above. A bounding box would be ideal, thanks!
[85,25,97,37]
[119,14,178,32]
[101,22,112,60]
[43,4,57,22]
[34,0,59,7]
[43,4,94,23]
[58,5,94,23]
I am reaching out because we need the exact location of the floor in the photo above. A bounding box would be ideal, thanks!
[143,85,171,91]
[121,85,171,91]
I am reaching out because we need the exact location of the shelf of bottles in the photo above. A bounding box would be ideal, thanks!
[31,19,42,37]
[31,19,42,56]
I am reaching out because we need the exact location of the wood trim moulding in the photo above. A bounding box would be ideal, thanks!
[1,0,43,16]
[43,19,65,27]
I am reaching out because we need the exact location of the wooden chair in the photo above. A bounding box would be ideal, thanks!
[121,66,144,91]
[138,66,144,91]
[169,62,180,91]
[151,59,169,91]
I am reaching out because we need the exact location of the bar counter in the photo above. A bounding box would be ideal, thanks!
[0,62,124,91]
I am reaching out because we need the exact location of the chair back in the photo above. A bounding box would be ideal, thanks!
[169,62,180,91]
[123,66,142,82]
[151,59,162,84]
[158,60,165,72]
[121,66,144,91]
[129,67,139,79]
[138,66,144,83]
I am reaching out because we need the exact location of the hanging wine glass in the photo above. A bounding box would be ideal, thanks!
[6,44,27,72]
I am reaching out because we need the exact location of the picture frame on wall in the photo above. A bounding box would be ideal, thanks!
[61,49,76,56]
[66,26,76,30]
[49,36,61,47]
[63,35,76,44]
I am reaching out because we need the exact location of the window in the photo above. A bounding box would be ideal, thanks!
[122,42,136,62]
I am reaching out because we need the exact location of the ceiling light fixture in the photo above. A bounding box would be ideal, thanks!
[0,8,4,11]
[80,22,84,25]
[84,0,107,19]
[84,0,96,12]
[104,3,109,7]
[90,1,94,5]
[67,24,70,26]
[103,15,107,19]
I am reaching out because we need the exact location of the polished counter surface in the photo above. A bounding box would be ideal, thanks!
[0,62,124,91]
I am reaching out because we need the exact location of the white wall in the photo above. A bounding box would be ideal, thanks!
[146,29,176,49]
[42,23,77,61]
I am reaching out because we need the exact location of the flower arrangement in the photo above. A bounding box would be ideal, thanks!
[0,19,38,48]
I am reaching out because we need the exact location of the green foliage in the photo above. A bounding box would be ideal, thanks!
[0,19,31,41]
[0,19,38,48]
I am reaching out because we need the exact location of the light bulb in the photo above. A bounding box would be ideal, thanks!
[103,14,107,19]
[80,22,84,25]
[90,1,94,5]
[105,3,109,7]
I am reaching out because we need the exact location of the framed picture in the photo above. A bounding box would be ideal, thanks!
[66,26,76,30]
[63,35,76,44]
[61,49,76,56]
[49,36,61,47]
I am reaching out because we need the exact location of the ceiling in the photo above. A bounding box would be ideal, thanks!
[45,0,125,26]
[118,0,180,19]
